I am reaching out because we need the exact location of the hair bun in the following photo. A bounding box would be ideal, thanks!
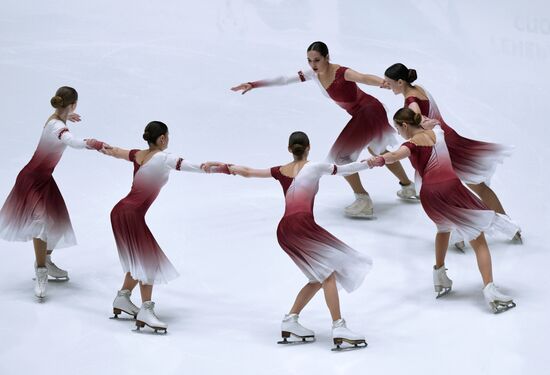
[413,112,422,125]
[50,95,64,108]
[290,143,306,157]
[407,69,417,83]
[142,131,150,142]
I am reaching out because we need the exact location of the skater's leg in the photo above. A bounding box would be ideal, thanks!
[289,282,322,315]
[33,238,47,267]
[435,232,451,268]
[467,183,506,215]
[322,273,342,321]
[469,233,493,286]
[369,148,412,185]
[343,173,368,195]
[121,272,139,292]
[139,282,153,303]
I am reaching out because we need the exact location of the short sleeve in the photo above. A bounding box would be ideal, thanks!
[405,96,422,107]
[128,149,139,163]
[402,141,416,152]
[270,166,282,180]
[337,66,348,80]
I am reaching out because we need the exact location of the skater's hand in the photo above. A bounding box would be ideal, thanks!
[68,113,82,123]
[420,116,439,129]
[230,83,253,95]
[85,138,104,151]
[379,79,390,89]
[200,161,229,173]
[367,156,385,168]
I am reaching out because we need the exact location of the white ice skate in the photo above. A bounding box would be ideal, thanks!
[331,318,367,351]
[112,289,139,319]
[34,267,48,300]
[512,231,523,244]
[483,282,516,314]
[135,301,167,333]
[278,313,315,344]
[397,182,419,201]
[45,255,69,280]
[433,265,452,298]
[453,241,466,253]
[344,193,374,219]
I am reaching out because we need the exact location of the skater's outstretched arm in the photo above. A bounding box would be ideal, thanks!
[231,70,313,94]
[344,68,388,89]
[228,165,271,178]
[367,146,411,167]
[100,146,131,161]
[166,156,230,174]
[317,161,371,176]
[52,121,104,150]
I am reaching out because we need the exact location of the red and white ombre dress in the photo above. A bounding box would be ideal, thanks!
[271,161,373,292]
[403,126,519,241]
[405,88,513,185]
[110,150,227,285]
[0,119,92,250]
[250,66,397,164]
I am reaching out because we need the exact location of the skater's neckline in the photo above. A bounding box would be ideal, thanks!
[406,95,429,102]
[135,150,162,168]
[318,65,343,91]
[279,161,310,179]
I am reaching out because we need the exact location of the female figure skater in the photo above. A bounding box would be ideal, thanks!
[367,108,518,313]
[101,121,228,333]
[231,41,416,219]
[0,86,104,300]
[383,63,521,248]
[228,131,372,350]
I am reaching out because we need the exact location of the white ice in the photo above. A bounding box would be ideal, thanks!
[0,1,548,374]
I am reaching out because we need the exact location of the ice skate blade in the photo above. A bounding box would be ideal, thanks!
[490,301,517,314]
[277,331,315,345]
[511,233,523,244]
[453,241,466,253]
[398,196,420,203]
[134,320,167,334]
[110,308,137,320]
[50,276,69,281]
[331,338,367,352]
[345,212,376,220]
[32,276,69,282]
[435,287,451,299]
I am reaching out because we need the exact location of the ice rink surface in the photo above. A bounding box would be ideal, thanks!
[0,1,548,374]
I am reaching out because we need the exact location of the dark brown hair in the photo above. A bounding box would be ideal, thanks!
[307,41,329,58]
[393,108,422,127]
[143,121,168,144]
[385,63,417,83]
[50,86,78,109]
[288,131,310,158]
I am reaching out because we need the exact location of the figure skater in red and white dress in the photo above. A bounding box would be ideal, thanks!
[383,63,521,249]
[100,121,228,333]
[231,41,416,219]
[0,87,104,300]
[367,108,518,313]
[228,131,372,350]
